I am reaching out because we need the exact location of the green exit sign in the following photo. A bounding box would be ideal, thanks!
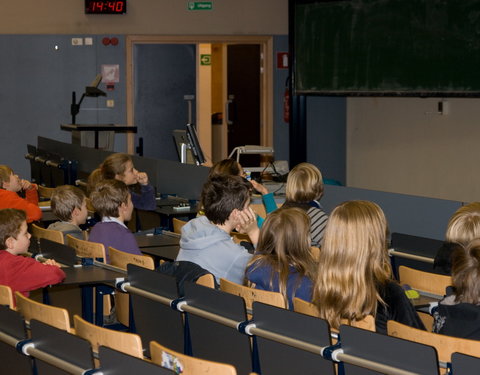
[200,54,211,65]
[188,1,213,11]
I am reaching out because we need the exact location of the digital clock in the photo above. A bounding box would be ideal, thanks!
[85,0,126,14]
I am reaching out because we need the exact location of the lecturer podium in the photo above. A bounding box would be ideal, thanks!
[60,124,138,150]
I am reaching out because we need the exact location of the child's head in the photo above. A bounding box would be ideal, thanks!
[201,175,252,225]
[285,163,324,203]
[251,207,316,305]
[90,179,133,221]
[451,239,480,304]
[313,200,391,328]
[87,153,138,194]
[0,209,31,254]
[0,165,21,192]
[256,207,313,268]
[445,202,480,246]
[208,159,243,178]
[51,185,88,225]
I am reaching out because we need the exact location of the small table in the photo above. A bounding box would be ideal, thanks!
[60,124,137,149]
[136,233,180,263]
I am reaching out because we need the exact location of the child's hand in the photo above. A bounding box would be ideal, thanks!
[250,180,269,195]
[137,172,149,185]
[235,207,257,234]
[20,179,34,191]
[44,259,62,268]
[235,207,260,246]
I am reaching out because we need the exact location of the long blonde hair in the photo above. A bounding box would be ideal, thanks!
[313,200,391,329]
[248,207,316,308]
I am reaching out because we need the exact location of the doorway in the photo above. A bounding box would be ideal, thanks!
[125,36,273,165]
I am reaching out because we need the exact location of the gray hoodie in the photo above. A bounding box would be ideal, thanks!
[176,216,252,284]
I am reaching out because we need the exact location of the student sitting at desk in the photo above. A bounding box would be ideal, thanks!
[0,165,41,223]
[88,179,141,263]
[434,239,480,340]
[0,209,65,303]
[207,158,277,227]
[87,153,156,211]
[47,185,88,241]
[312,200,424,334]
[176,175,258,285]
[434,202,480,275]
[282,162,328,248]
[246,207,316,310]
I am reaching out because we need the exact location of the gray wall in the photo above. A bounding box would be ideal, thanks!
[0,35,126,179]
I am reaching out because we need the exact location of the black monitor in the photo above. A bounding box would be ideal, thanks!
[172,129,195,164]
[186,123,206,165]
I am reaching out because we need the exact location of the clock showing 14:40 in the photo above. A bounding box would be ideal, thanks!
[85,0,127,14]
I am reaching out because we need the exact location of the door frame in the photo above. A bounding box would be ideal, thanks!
[125,35,273,164]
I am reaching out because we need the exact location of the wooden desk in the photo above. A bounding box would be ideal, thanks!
[60,124,137,149]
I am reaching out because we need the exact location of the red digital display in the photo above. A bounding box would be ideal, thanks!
[85,0,126,14]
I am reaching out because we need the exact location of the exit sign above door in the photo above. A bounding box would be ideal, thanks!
[187,1,213,11]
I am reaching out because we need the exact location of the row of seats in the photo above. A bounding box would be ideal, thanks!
[1,259,480,374]
[0,294,236,375]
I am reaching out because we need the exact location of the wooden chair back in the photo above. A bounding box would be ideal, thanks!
[0,285,14,309]
[231,232,251,244]
[74,315,143,358]
[196,273,216,288]
[108,247,155,326]
[38,185,55,200]
[398,265,452,296]
[150,340,237,375]
[15,292,71,332]
[418,311,434,332]
[220,278,286,312]
[388,320,480,364]
[310,246,320,261]
[108,247,155,270]
[31,223,64,245]
[172,218,187,234]
[85,197,95,214]
[250,203,267,219]
[66,234,106,261]
[293,297,376,332]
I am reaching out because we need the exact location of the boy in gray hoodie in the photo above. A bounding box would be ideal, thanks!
[176,175,259,284]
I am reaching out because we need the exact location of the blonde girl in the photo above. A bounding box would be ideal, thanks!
[283,163,328,247]
[245,207,316,309]
[313,200,424,333]
[434,202,480,274]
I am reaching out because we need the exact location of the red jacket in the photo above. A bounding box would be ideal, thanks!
[0,251,66,304]
[0,188,42,223]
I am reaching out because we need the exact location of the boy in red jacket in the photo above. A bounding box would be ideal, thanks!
[0,165,41,223]
[0,209,65,302]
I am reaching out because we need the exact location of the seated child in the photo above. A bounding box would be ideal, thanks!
[87,153,156,211]
[282,163,328,247]
[434,202,480,274]
[48,185,88,241]
[176,175,259,285]
[208,158,277,226]
[433,239,480,339]
[0,165,41,223]
[0,209,65,302]
[88,179,141,263]
[246,207,316,309]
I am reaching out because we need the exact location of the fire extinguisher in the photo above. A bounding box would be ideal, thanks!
[283,77,290,123]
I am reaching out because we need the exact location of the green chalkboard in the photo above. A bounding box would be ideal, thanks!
[294,0,480,96]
